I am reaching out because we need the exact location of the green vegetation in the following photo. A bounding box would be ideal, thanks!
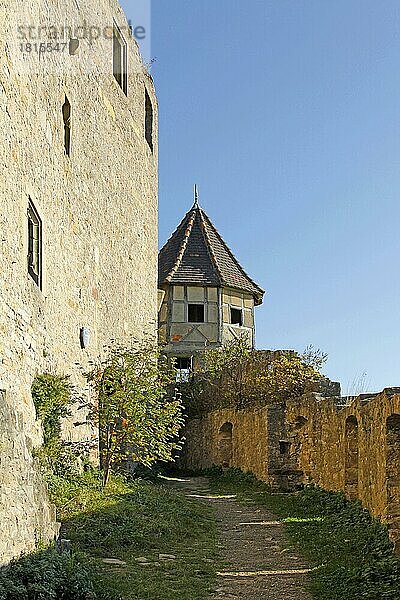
[0,471,218,600]
[50,471,218,600]
[88,343,184,486]
[31,373,84,478]
[207,466,400,600]
[32,373,72,447]
[0,548,94,600]
[0,368,214,600]
[180,337,327,416]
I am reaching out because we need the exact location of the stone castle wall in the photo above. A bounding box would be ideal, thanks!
[285,389,400,547]
[182,389,400,547]
[0,0,158,563]
[180,407,270,482]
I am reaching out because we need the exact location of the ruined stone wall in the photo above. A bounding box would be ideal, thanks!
[0,0,158,563]
[181,407,269,482]
[182,389,400,548]
[285,389,400,547]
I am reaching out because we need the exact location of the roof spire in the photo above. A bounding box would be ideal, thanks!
[193,184,199,208]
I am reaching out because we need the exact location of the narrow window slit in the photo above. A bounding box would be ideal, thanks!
[113,24,128,95]
[27,199,42,289]
[62,96,71,156]
[145,89,153,151]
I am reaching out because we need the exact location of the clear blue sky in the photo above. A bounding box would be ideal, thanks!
[121,0,400,393]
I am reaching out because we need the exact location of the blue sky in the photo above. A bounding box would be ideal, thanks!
[121,0,400,393]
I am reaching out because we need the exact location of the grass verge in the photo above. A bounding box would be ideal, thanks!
[206,466,400,600]
[48,470,218,600]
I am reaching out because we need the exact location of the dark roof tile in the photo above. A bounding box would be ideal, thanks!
[159,203,264,304]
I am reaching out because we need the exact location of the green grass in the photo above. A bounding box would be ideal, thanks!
[48,471,218,600]
[206,466,400,600]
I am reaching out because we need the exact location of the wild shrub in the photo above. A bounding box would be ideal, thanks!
[0,547,94,600]
[31,373,80,478]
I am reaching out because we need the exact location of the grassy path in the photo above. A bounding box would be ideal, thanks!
[53,472,218,600]
[167,476,312,600]
[206,468,400,600]
[48,468,400,600]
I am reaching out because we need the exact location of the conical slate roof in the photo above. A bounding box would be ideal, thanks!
[158,202,264,305]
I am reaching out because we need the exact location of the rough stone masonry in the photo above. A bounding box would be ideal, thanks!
[0,0,158,563]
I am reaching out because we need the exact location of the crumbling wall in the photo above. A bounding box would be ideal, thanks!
[285,389,400,547]
[182,388,400,547]
[181,407,269,482]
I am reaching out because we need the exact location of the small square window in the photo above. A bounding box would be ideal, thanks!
[176,357,191,370]
[27,200,42,289]
[188,304,204,323]
[279,441,291,455]
[113,24,127,95]
[230,307,243,326]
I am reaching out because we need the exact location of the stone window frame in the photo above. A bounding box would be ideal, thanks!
[27,199,42,289]
[113,22,128,95]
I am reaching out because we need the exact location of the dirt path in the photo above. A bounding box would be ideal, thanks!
[168,477,313,600]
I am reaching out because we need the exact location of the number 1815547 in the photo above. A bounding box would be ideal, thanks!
[19,42,67,54]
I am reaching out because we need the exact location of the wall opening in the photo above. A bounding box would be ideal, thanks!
[218,422,233,468]
[62,96,71,156]
[188,303,204,323]
[145,89,153,151]
[344,416,359,499]
[174,356,192,383]
[293,415,308,430]
[279,440,291,455]
[113,23,127,94]
[230,307,243,326]
[27,199,42,289]
[386,414,400,549]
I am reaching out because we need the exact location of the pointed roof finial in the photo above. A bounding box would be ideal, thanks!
[193,184,199,208]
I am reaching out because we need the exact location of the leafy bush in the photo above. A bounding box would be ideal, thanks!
[32,374,72,446]
[87,343,184,486]
[180,337,326,416]
[0,547,94,600]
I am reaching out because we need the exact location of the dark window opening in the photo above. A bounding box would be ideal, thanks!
[113,24,127,94]
[188,304,204,323]
[279,441,291,455]
[176,357,191,370]
[145,89,153,151]
[230,307,243,326]
[175,357,192,383]
[27,200,42,288]
[62,96,71,156]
